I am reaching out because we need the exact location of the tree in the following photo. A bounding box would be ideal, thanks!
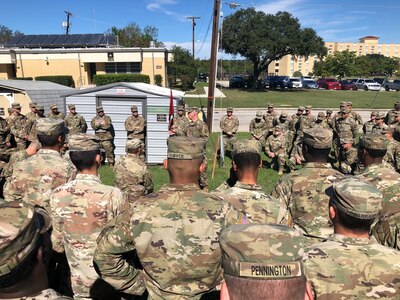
[109,22,164,48]
[222,9,326,87]
[167,46,197,90]
[323,50,357,80]
[0,25,23,46]
[293,71,303,77]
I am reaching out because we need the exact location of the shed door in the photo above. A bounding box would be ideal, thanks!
[98,97,146,159]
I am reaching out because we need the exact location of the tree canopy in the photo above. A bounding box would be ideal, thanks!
[221,9,327,85]
[167,46,197,90]
[109,22,164,48]
[0,24,23,46]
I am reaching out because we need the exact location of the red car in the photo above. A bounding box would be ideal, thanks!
[340,80,357,91]
[317,78,341,90]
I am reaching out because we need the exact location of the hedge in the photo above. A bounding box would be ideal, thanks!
[13,77,33,81]
[154,74,163,86]
[35,75,75,87]
[93,74,150,86]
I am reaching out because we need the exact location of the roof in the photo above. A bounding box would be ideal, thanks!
[0,80,75,92]
[63,82,185,99]
[359,36,379,39]
[5,34,116,48]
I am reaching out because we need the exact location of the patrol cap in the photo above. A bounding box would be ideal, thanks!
[370,111,377,117]
[303,128,332,149]
[177,105,185,111]
[29,102,37,108]
[305,105,312,110]
[339,101,346,107]
[232,139,261,156]
[187,107,198,113]
[347,101,353,106]
[0,201,51,277]
[326,110,332,114]
[167,136,205,160]
[280,112,288,118]
[227,107,233,112]
[375,112,384,119]
[36,118,65,136]
[256,111,263,119]
[11,103,21,109]
[50,104,58,110]
[359,133,388,151]
[317,112,325,120]
[36,105,44,111]
[220,224,305,279]
[131,105,138,112]
[126,138,142,151]
[68,104,76,110]
[394,101,400,107]
[298,106,305,111]
[328,177,382,220]
[267,103,274,108]
[96,106,104,113]
[69,133,102,152]
[340,107,351,114]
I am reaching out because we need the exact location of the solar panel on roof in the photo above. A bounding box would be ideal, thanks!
[42,35,59,45]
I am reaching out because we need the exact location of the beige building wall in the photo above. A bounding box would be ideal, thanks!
[142,52,167,85]
[0,65,14,80]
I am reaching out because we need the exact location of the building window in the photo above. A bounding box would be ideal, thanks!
[105,62,141,74]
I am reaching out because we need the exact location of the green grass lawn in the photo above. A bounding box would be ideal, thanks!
[185,83,400,109]
[99,132,280,193]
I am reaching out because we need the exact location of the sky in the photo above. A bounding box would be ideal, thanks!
[2,0,400,59]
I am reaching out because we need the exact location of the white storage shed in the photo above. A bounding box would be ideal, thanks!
[63,82,185,164]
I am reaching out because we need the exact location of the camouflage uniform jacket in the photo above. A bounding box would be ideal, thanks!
[311,119,330,129]
[384,139,400,171]
[220,115,239,135]
[47,112,66,120]
[371,210,400,251]
[5,288,72,299]
[289,114,302,133]
[3,149,75,211]
[91,114,113,140]
[27,115,46,142]
[249,118,267,137]
[94,183,246,299]
[0,149,28,179]
[300,114,316,131]
[350,110,363,125]
[334,116,358,139]
[64,113,87,135]
[9,114,27,142]
[305,234,400,299]
[263,112,277,133]
[186,119,209,140]
[172,115,189,136]
[371,122,389,135]
[273,118,290,132]
[114,153,154,197]
[272,163,345,245]
[265,134,287,154]
[125,115,145,140]
[25,110,36,121]
[385,109,400,125]
[50,173,127,298]
[0,116,10,148]
[363,120,376,134]
[215,182,285,224]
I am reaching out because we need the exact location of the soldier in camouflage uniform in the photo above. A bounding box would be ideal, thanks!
[273,111,290,132]
[325,109,334,130]
[94,136,245,299]
[385,101,400,125]
[25,102,37,121]
[301,106,316,131]
[273,128,344,246]
[169,104,188,136]
[220,107,239,155]
[287,106,305,162]
[27,104,46,142]
[0,113,10,153]
[64,104,87,135]
[263,103,278,138]
[382,127,400,171]
[114,138,153,200]
[266,125,287,174]
[125,105,145,143]
[220,224,313,300]
[305,177,400,299]
[47,104,65,120]
[9,102,28,150]
[333,107,358,164]
[362,111,377,133]
[5,107,14,148]
[371,211,400,251]
[347,101,363,125]
[4,119,75,212]
[214,139,285,224]
[311,112,329,129]
[50,134,127,298]
[0,202,72,300]
[249,110,267,144]
[91,106,114,165]
[339,137,357,174]
[371,112,388,134]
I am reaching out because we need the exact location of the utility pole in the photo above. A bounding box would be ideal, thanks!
[207,0,220,132]
[64,11,73,35]
[186,16,201,59]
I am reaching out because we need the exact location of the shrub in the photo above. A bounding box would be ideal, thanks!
[154,74,163,86]
[293,71,303,77]
[35,75,75,87]
[13,77,33,80]
[92,74,150,86]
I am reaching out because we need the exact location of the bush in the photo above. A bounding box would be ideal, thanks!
[13,77,33,80]
[293,71,303,77]
[93,74,150,86]
[35,75,75,87]
[180,75,194,90]
[154,74,163,86]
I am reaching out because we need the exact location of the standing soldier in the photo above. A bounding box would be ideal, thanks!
[249,110,267,143]
[312,112,329,129]
[263,103,278,138]
[64,104,87,135]
[9,103,28,150]
[27,105,46,142]
[273,112,290,132]
[94,137,245,299]
[385,101,400,125]
[47,104,65,120]
[125,105,145,143]
[50,133,127,299]
[382,127,400,171]
[170,105,188,136]
[371,112,388,134]
[347,101,363,125]
[339,137,357,174]
[5,107,13,148]
[288,106,305,155]
[325,109,334,130]
[114,138,153,199]
[220,107,239,156]
[362,111,377,133]
[25,102,37,121]
[301,105,316,130]
[266,125,287,175]
[91,106,114,166]
[333,107,358,164]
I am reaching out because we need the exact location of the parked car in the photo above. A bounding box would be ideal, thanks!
[283,77,302,89]
[383,80,400,91]
[340,80,357,91]
[229,75,246,88]
[373,78,385,85]
[354,78,381,91]
[301,79,319,89]
[197,73,208,82]
[301,76,313,81]
[266,76,286,89]
[317,78,341,90]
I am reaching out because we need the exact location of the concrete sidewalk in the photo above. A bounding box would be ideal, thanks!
[185,86,226,98]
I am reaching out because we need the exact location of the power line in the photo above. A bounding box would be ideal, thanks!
[187,16,201,59]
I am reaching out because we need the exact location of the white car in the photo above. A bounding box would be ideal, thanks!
[354,78,381,91]
[283,77,303,89]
